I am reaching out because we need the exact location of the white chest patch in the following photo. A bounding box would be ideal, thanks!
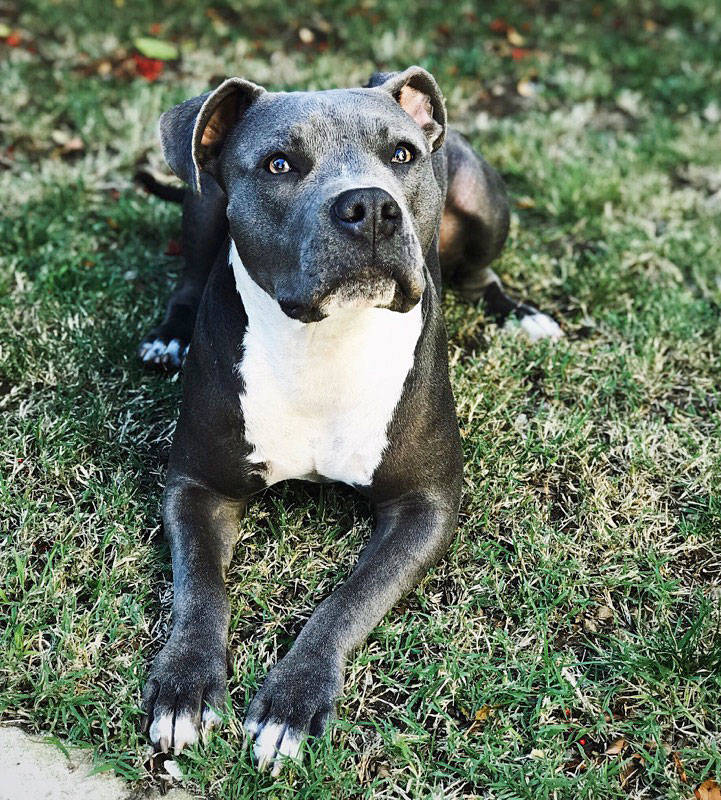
[231,242,423,487]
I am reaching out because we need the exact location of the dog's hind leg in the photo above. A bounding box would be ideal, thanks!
[139,173,228,369]
[440,130,562,340]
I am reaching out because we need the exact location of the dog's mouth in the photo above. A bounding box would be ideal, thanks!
[279,272,423,323]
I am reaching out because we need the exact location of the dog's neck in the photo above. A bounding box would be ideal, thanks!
[229,239,423,369]
[229,239,424,486]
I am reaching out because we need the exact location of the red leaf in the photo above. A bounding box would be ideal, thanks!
[164,239,182,256]
[489,18,508,34]
[6,32,21,47]
[133,53,164,81]
[511,47,531,61]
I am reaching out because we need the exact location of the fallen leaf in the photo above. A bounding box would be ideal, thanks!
[672,752,687,783]
[516,196,536,209]
[133,53,164,81]
[298,27,314,43]
[696,779,721,800]
[583,617,598,633]
[511,47,531,61]
[620,753,645,787]
[489,18,509,34]
[507,27,525,46]
[597,605,614,621]
[605,738,625,756]
[516,78,536,98]
[134,35,178,60]
[467,704,494,733]
[62,136,84,155]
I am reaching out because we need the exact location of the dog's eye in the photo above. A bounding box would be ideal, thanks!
[266,154,292,174]
[391,144,415,164]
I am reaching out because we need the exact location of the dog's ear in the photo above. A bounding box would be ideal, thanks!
[159,77,266,192]
[373,66,447,151]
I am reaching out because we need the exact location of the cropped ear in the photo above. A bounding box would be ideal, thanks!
[158,77,266,192]
[373,66,447,151]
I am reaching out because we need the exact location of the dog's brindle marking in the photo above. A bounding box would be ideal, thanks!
[139,68,561,774]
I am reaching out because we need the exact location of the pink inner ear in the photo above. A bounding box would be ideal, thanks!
[398,84,434,129]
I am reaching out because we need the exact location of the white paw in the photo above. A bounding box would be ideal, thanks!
[201,707,221,740]
[138,337,187,367]
[149,711,198,754]
[518,312,563,341]
[246,720,303,777]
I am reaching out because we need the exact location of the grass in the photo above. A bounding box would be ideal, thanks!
[1,0,720,797]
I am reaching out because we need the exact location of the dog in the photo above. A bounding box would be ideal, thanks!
[138,67,561,776]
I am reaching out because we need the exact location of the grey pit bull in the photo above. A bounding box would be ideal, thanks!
[137,67,562,775]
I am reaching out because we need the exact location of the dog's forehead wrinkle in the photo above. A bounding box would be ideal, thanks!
[249,91,419,156]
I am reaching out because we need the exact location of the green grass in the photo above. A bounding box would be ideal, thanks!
[1,1,720,797]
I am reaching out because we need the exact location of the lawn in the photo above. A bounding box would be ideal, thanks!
[1,1,720,798]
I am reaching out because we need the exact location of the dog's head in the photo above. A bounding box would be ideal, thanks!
[158,68,446,322]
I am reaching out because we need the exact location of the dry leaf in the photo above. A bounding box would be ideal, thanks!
[605,738,625,756]
[468,705,494,733]
[298,27,314,43]
[507,27,525,46]
[516,79,536,98]
[620,753,645,786]
[597,605,614,621]
[516,196,536,209]
[695,779,721,800]
[672,752,687,784]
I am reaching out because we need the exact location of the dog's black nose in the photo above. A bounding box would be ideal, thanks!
[331,188,401,241]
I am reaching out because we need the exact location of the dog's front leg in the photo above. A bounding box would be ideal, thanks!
[244,490,459,775]
[143,478,244,753]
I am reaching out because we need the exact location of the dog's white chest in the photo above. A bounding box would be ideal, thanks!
[231,244,422,487]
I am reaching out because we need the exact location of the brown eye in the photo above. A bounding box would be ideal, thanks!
[391,144,415,164]
[267,154,292,174]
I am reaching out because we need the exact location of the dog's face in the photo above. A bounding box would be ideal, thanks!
[159,68,447,321]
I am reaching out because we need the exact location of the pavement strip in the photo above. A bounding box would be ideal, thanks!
[0,726,194,800]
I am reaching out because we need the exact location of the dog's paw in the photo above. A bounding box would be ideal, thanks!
[512,306,563,341]
[516,309,563,341]
[244,652,341,777]
[138,333,189,370]
[142,635,226,754]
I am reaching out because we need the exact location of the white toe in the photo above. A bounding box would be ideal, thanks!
[172,713,199,753]
[244,717,261,741]
[142,338,166,361]
[519,312,563,341]
[164,339,182,364]
[253,721,285,772]
[149,712,174,752]
[201,707,221,739]
[270,729,303,777]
